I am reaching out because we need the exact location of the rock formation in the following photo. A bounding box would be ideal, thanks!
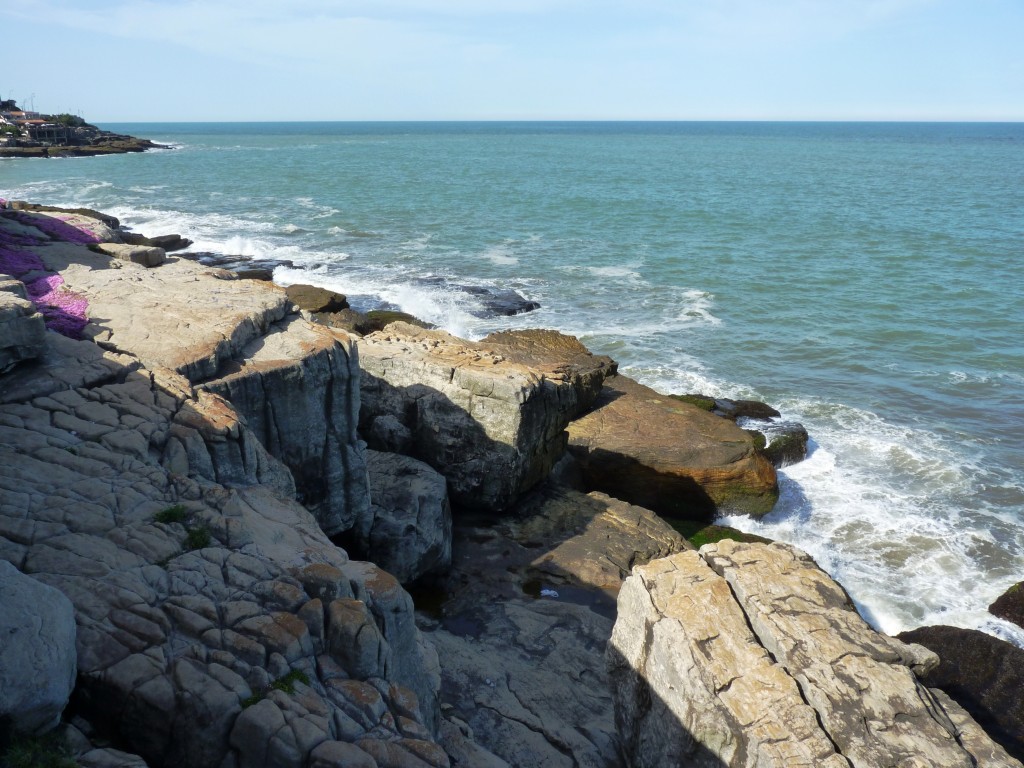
[357,323,614,512]
[608,541,1021,768]
[898,625,1024,763]
[422,485,688,767]
[0,561,77,736]
[360,449,452,585]
[0,283,46,372]
[989,582,1024,631]
[568,375,779,520]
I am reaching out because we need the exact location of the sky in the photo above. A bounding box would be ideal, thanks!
[2,0,1022,122]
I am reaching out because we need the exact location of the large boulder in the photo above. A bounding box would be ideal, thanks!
[360,449,452,585]
[897,625,1024,763]
[202,316,370,537]
[0,561,77,735]
[567,375,779,520]
[93,242,167,268]
[0,287,46,373]
[608,541,1019,768]
[357,323,614,512]
[284,283,349,314]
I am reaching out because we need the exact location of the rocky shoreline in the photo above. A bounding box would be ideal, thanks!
[1,201,1023,767]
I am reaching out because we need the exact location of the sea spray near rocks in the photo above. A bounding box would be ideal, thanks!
[3,121,1023,644]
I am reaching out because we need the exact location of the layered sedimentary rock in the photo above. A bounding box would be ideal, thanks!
[568,375,779,520]
[358,323,614,512]
[609,541,1021,768]
[202,316,370,536]
[8,212,370,540]
[424,486,687,767]
[0,334,445,767]
[0,561,77,735]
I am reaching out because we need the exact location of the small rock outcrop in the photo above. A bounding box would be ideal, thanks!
[360,449,452,585]
[0,561,77,735]
[358,323,614,512]
[568,375,779,520]
[284,283,349,313]
[609,541,1021,768]
[989,582,1024,631]
[93,242,167,268]
[898,625,1024,763]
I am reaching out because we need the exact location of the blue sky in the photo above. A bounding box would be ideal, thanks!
[2,0,1022,122]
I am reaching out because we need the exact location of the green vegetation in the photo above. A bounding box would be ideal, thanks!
[0,124,21,137]
[52,114,86,127]
[669,520,774,549]
[154,504,188,525]
[241,669,311,709]
[0,730,77,768]
[184,526,212,551]
[667,393,716,411]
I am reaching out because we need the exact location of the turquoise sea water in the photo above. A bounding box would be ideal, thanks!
[3,121,1023,642]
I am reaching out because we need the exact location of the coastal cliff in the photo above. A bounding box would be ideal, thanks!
[1,203,1021,768]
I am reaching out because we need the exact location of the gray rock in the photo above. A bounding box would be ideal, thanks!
[362,450,452,584]
[358,324,613,512]
[0,560,77,734]
[0,289,46,373]
[94,243,167,268]
[203,316,370,536]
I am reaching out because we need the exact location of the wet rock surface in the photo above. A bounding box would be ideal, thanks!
[989,581,1024,631]
[898,624,1024,763]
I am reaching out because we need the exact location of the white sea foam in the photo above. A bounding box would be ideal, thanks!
[715,396,1024,643]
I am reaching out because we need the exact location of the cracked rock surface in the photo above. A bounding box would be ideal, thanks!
[420,485,689,767]
[357,323,613,513]
[0,336,444,767]
[608,541,1022,768]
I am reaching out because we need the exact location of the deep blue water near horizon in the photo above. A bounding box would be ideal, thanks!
[4,121,1023,643]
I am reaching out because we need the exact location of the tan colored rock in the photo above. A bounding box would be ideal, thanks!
[567,374,778,520]
[609,542,1019,768]
[94,242,167,268]
[27,236,291,381]
[358,323,613,512]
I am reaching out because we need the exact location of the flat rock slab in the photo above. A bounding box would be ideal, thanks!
[609,541,1020,768]
[567,374,779,520]
[0,288,46,372]
[22,226,291,382]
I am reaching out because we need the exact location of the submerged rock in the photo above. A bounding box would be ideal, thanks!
[609,541,1020,768]
[567,375,779,521]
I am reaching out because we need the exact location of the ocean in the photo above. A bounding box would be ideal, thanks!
[3,121,1022,644]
